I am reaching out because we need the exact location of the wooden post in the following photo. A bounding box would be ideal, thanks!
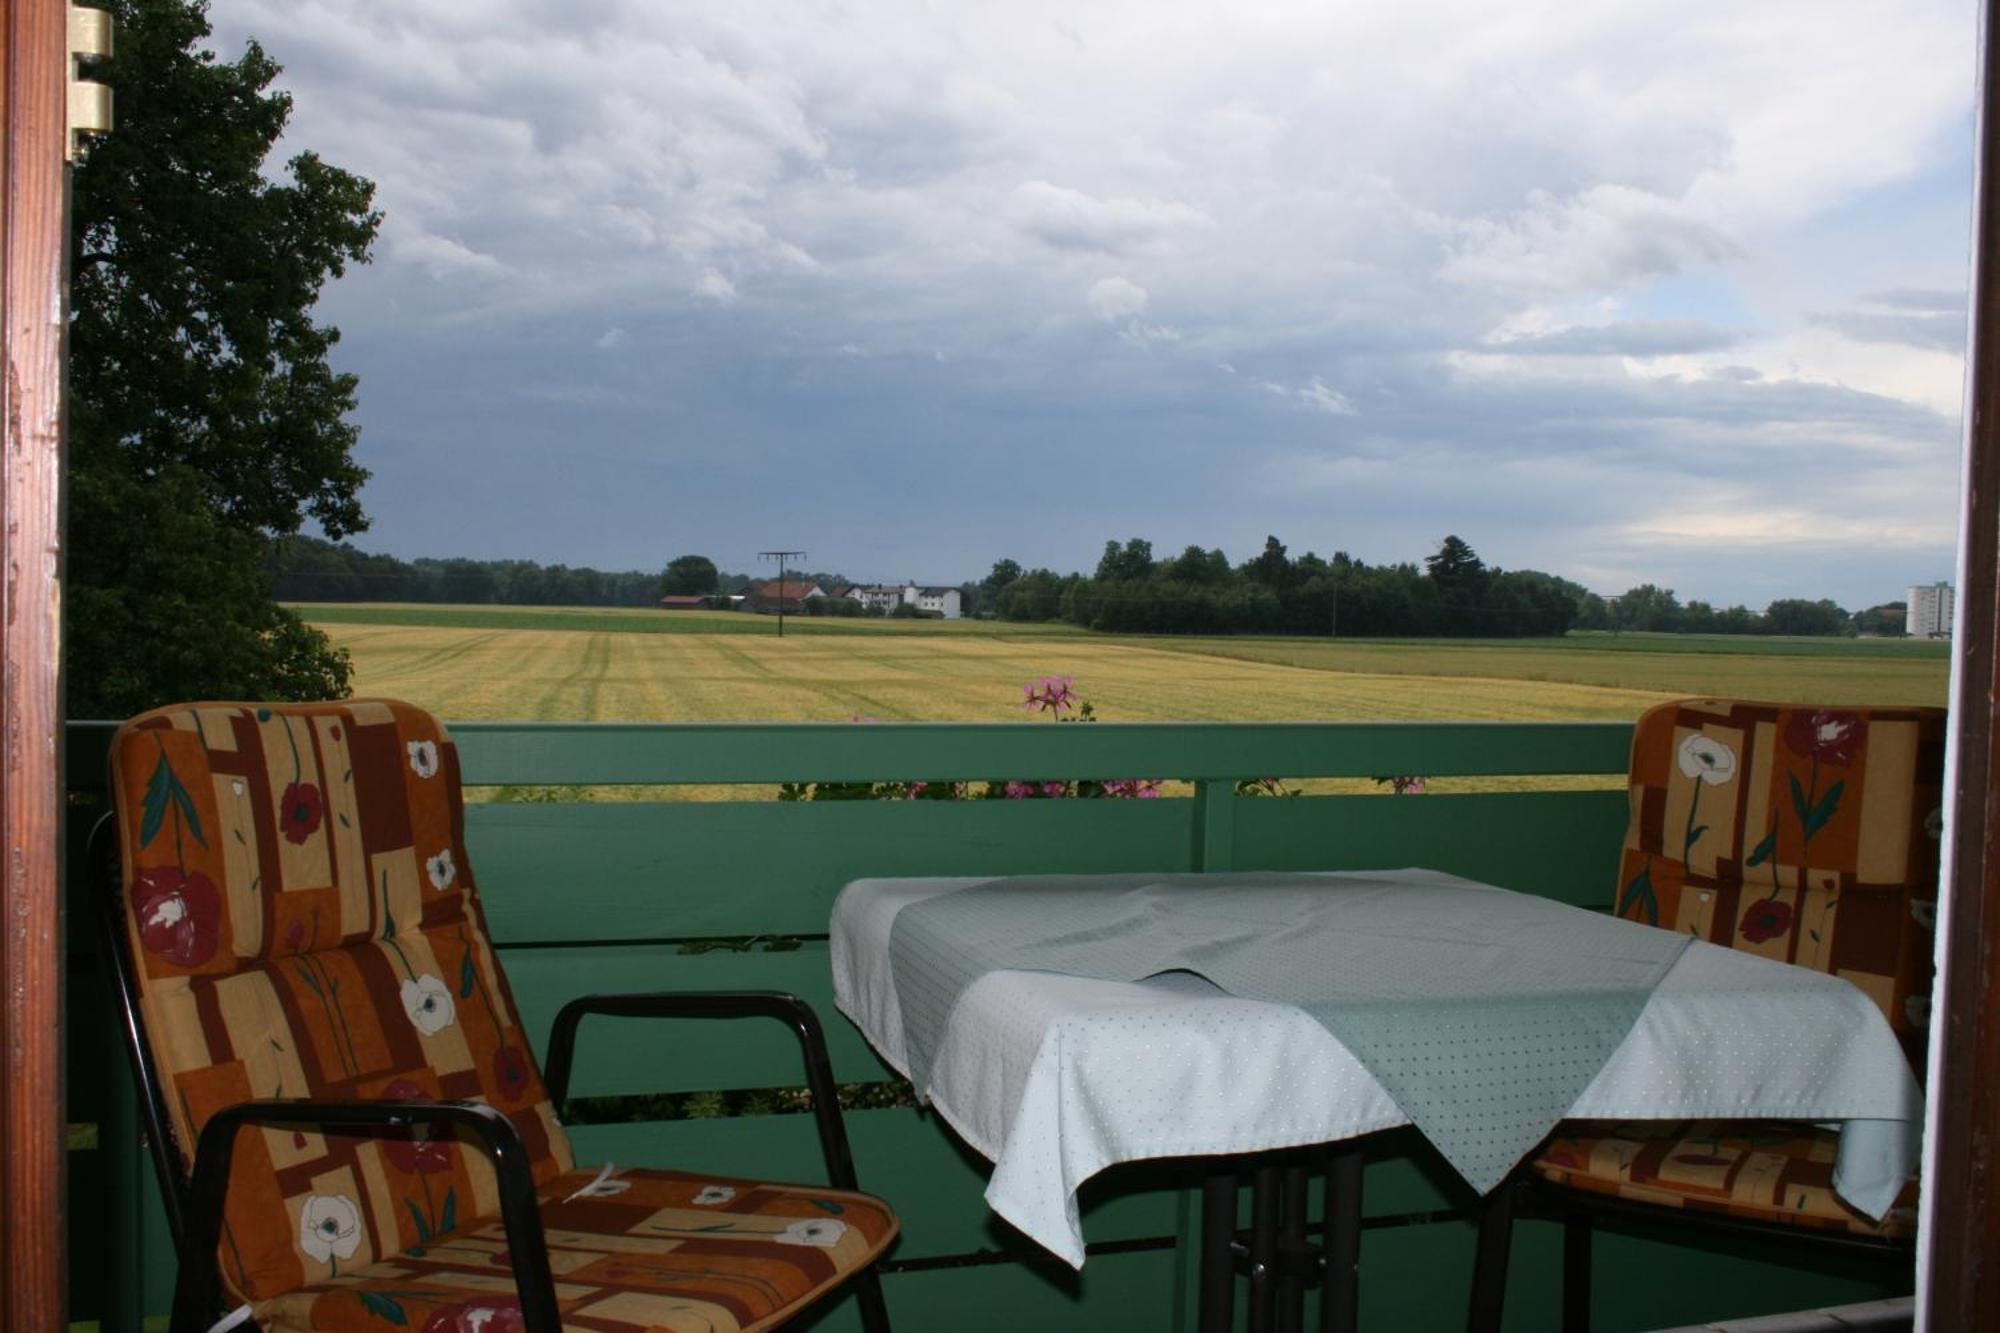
[0,0,70,1326]
[1923,0,2000,1323]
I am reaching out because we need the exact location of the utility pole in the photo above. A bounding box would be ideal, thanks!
[760,549,806,638]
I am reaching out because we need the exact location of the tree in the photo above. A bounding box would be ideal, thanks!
[1424,535,1487,594]
[1612,584,1683,632]
[980,559,1023,603]
[1245,535,1294,588]
[1765,598,1852,637]
[68,0,380,717]
[661,554,720,596]
[1095,538,1155,583]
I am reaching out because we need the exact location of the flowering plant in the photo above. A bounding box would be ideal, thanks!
[778,678,1160,801]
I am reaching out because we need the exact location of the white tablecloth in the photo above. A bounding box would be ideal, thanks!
[831,870,1924,1268]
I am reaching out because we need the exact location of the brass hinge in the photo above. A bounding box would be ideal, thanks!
[67,5,113,160]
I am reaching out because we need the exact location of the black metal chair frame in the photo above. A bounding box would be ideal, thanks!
[91,814,894,1333]
[1465,1166,1914,1333]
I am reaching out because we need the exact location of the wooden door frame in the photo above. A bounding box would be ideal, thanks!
[0,0,70,1326]
[1923,1,2000,1325]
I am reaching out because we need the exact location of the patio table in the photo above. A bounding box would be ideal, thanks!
[830,868,1922,1332]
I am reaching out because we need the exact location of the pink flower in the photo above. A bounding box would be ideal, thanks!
[904,781,928,799]
[1004,781,1033,800]
[1105,779,1164,799]
[1041,781,1068,797]
[1022,675,1077,715]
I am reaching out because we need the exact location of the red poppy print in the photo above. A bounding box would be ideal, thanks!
[380,1079,452,1174]
[279,781,325,844]
[1739,897,1794,944]
[422,1300,525,1333]
[492,1045,529,1102]
[1782,710,1864,767]
[132,866,222,966]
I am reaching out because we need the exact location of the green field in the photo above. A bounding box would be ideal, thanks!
[303,603,1950,725]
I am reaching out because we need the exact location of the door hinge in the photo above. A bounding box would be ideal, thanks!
[68,5,113,160]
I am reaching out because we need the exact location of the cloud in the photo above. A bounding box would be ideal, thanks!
[694,269,739,304]
[1297,377,1357,415]
[1012,181,1208,253]
[1483,319,1743,357]
[204,0,1973,607]
[595,327,625,349]
[1087,276,1149,322]
[1439,185,1743,295]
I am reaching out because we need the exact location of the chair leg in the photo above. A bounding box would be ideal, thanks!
[853,1266,893,1333]
[1466,1179,1516,1333]
[1561,1211,1592,1333]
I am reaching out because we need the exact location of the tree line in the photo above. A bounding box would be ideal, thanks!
[978,535,1888,639]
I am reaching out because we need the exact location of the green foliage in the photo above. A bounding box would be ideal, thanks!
[68,0,379,716]
[661,554,720,596]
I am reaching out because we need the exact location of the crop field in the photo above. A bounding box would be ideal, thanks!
[305,603,1949,724]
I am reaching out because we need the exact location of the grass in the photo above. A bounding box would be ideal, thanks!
[303,604,1949,724]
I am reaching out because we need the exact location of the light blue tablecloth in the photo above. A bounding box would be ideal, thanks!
[890,869,1690,1193]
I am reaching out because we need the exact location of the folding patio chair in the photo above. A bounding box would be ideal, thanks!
[1468,697,1944,1333]
[97,699,897,1333]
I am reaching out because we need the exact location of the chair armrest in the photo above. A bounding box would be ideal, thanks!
[173,1099,561,1333]
[543,990,860,1191]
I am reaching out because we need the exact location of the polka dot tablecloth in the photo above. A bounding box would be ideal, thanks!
[832,869,1921,1268]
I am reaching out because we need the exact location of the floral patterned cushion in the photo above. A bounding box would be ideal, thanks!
[1612,699,1946,1061]
[250,1166,898,1333]
[110,701,574,1304]
[1531,1120,1917,1240]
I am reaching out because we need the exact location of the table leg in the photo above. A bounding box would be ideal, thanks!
[1320,1145,1363,1333]
[1201,1169,1240,1333]
[1250,1164,1281,1333]
[1279,1163,1309,1333]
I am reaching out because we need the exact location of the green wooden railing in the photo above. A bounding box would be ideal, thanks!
[61,720,1908,1331]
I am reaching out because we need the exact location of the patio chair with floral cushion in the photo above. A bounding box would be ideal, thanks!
[1467,697,1945,1333]
[97,699,897,1333]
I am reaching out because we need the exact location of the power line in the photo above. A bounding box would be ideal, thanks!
[759,549,807,638]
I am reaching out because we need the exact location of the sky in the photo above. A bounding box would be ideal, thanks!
[207,0,1978,608]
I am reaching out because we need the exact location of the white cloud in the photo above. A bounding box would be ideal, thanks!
[203,0,1974,604]
[595,326,625,349]
[1087,276,1149,322]
[694,268,739,304]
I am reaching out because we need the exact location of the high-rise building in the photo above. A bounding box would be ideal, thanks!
[1908,581,1956,639]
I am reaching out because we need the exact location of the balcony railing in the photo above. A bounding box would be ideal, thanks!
[60,719,1913,1330]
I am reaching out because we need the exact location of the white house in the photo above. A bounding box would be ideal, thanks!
[843,583,963,618]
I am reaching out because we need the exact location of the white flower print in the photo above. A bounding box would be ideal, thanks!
[407,739,440,779]
[299,1194,362,1263]
[400,974,457,1035]
[775,1218,847,1248]
[693,1185,736,1206]
[425,848,457,891]
[1676,733,1737,786]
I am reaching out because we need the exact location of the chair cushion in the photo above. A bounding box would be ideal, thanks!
[1531,1120,1917,1240]
[1612,699,1946,1061]
[109,701,573,1304]
[250,1165,899,1333]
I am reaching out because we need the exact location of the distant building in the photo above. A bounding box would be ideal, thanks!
[745,578,826,614]
[911,586,963,619]
[657,595,710,611]
[1908,582,1955,639]
[842,583,963,619]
